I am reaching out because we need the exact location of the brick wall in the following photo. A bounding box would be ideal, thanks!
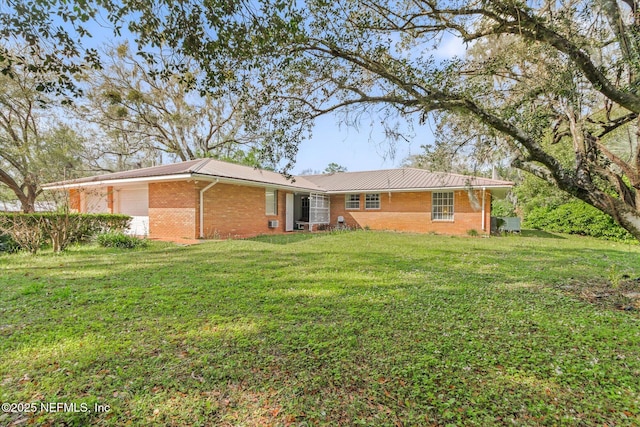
[85,179,496,241]
[200,182,288,239]
[68,189,81,212]
[148,181,199,240]
[107,186,114,213]
[330,189,492,235]
[144,180,292,241]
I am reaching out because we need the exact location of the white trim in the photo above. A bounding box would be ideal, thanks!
[43,172,511,195]
[481,187,486,231]
[326,185,512,194]
[192,173,322,193]
[43,172,323,193]
[42,173,193,190]
[345,193,360,210]
[285,193,294,231]
[308,193,330,225]
[432,191,455,221]
[199,180,219,238]
[265,188,278,216]
[364,193,381,210]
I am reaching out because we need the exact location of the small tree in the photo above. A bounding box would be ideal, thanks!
[323,163,348,174]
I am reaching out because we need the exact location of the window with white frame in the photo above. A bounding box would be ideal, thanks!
[432,192,454,220]
[345,194,360,209]
[309,193,330,224]
[265,189,278,215]
[365,193,380,209]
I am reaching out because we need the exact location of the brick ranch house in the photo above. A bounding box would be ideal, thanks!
[42,158,513,241]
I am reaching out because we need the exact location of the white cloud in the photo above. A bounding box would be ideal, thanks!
[434,34,468,60]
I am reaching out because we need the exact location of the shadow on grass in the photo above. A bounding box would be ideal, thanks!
[246,232,328,245]
[517,229,566,239]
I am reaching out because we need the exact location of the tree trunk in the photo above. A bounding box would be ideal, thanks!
[18,183,38,213]
[580,190,640,241]
[598,197,640,241]
[20,195,36,213]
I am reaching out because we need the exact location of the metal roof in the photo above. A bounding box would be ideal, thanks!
[43,158,325,192]
[43,160,513,193]
[302,168,513,192]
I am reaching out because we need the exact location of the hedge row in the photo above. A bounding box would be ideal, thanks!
[0,213,131,253]
[524,201,635,242]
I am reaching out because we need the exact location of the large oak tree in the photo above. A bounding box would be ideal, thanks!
[79,44,257,169]
[141,0,640,240]
[0,66,84,212]
[5,0,640,239]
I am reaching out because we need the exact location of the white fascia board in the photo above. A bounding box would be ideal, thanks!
[41,174,193,190]
[191,173,325,193]
[326,185,513,194]
[43,171,325,193]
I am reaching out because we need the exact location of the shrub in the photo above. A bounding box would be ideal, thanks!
[491,198,516,218]
[45,213,131,251]
[0,214,47,254]
[0,233,19,253]
[524,201,635,242]
[97,232,148,249]
[0,213,132,253]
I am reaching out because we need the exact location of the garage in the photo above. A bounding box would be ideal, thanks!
[116,186,149,236]
[83,190,108,213]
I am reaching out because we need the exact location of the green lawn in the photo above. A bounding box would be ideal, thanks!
[1,231,639,426]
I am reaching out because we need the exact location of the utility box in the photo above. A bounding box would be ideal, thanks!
[492,217,521,233]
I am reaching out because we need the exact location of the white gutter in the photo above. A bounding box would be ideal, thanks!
[199,180,219,238]
[325,185,513,194]
[481,187,486,231]
[190,173,324,193]
[43,172,324,193]
[42,173,193,190]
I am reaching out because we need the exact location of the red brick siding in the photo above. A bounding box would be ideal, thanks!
[68,189,81,212]
[199,182,288,239]
[330,190,492,235]
[148,181,199,240]
[107,186,114,213]
[101,179,495,241]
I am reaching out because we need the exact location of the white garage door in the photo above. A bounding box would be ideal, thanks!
[84,191,108,213]
[118,187,149,236]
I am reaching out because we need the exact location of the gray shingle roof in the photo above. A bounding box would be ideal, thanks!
[43,160,513,192]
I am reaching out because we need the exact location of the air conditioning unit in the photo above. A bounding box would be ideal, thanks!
[268,220,279,228]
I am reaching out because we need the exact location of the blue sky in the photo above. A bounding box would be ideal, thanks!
[292,35,467,174]
[295,114,425,174]
[44,8,467,174]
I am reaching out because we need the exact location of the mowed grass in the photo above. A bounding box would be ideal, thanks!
[1,231,639,426]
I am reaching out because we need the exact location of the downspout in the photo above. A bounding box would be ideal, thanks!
[481,187,486,231]
[199,180,218,238]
